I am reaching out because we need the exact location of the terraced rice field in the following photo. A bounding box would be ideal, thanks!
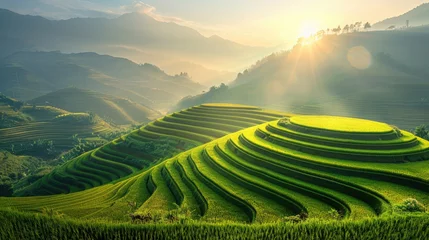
[16,104,287,196]
[3,114,429,223]
[0,121,110,150]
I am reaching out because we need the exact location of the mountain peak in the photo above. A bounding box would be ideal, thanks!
[373,2,429,29]
[117,11,155,22]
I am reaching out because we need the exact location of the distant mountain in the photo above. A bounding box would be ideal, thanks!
[0,51,204,111]
[29,88,161,125]
[0,9,269,83]
[161,61,237,86]
[172,29,429,130]
[373,3,429,29]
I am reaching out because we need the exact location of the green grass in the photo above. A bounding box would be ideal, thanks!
[290,115,394,133]
[2,114,429,226]
[1,209,429,240]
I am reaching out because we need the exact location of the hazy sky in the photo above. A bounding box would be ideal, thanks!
[1,0,427,46]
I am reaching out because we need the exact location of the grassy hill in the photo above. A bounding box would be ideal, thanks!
[0,113,111,152]
[173,29,429,130]
[16,104,287,196]
[0,94,113,155]
[1,105,428,226]
[30,88,161,125]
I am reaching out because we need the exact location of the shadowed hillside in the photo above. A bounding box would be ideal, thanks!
[30,88,161,125]
[0,9,269,80]
[0,51,204,111]
[373,3,429,29]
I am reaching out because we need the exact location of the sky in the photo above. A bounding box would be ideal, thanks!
[0,0,427,47]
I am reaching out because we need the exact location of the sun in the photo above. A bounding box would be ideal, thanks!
[299,21,319,38]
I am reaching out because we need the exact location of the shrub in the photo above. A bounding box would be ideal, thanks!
[41,207,64,218]
[281,212,308,224]
[413,125,429,139]
[0,181,13,196]
[396,198,426,213]
[328,209,342,220]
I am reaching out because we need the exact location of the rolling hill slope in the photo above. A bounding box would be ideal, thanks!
[0,94,112,154]
[173,29,429,130]
[0,9,268,76]
[2,110,429,223]
[373,3,429,29]
[16,104,287,196]
[0,51,204,110]
[0,113,112,151]
[30,88,161,125]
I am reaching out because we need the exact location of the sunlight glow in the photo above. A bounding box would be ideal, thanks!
[299,21,319,38]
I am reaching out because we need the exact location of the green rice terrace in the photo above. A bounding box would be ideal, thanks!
[0,112,112,151]
[2,106,429,231]
[15,104,287,196]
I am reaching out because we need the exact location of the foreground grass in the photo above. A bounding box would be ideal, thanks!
[1,209,428,240]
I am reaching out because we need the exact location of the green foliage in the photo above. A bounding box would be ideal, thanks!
[124,136,195,161]
[0,111,30,128]
[396,198,426,213]
[1,209,429,239]
[11,139,56,157]
[281,212,308,224]
[0,181,13,196]
[0,93,23,111]
[54,112,101,125]
[413,125,429,140]
[328,209,342,220]
[131,205,194,224]
[56,136,104,164]
[41,207,64,218]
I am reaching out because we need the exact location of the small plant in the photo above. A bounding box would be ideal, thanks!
[278,118,291,127]
[328,209,341,220]
[391,125,403,137]
[281,212,308,223]
[129,212,153,223]
[127,201,137,213]
[41,207,64,218]
[282,215,302,223]
[396,198,426,213]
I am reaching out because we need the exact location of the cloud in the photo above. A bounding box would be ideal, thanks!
[119,1,155,15]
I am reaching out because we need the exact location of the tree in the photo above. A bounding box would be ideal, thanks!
[387,25,396,30]
[0,182,13,197]
[343,24,350,33]
[406,20,409,28]
[354,22,362,32]
[413,125,429,139]
[218,83,228,91]
[316,30,325,39]
[364,22,371,31]
[349,23,355,32]
[296,37,305,45]
[332,25,341,34]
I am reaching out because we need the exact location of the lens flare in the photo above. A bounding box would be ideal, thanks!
[347,46,372,70]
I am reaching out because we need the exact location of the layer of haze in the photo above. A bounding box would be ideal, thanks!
[0,0,427,46]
